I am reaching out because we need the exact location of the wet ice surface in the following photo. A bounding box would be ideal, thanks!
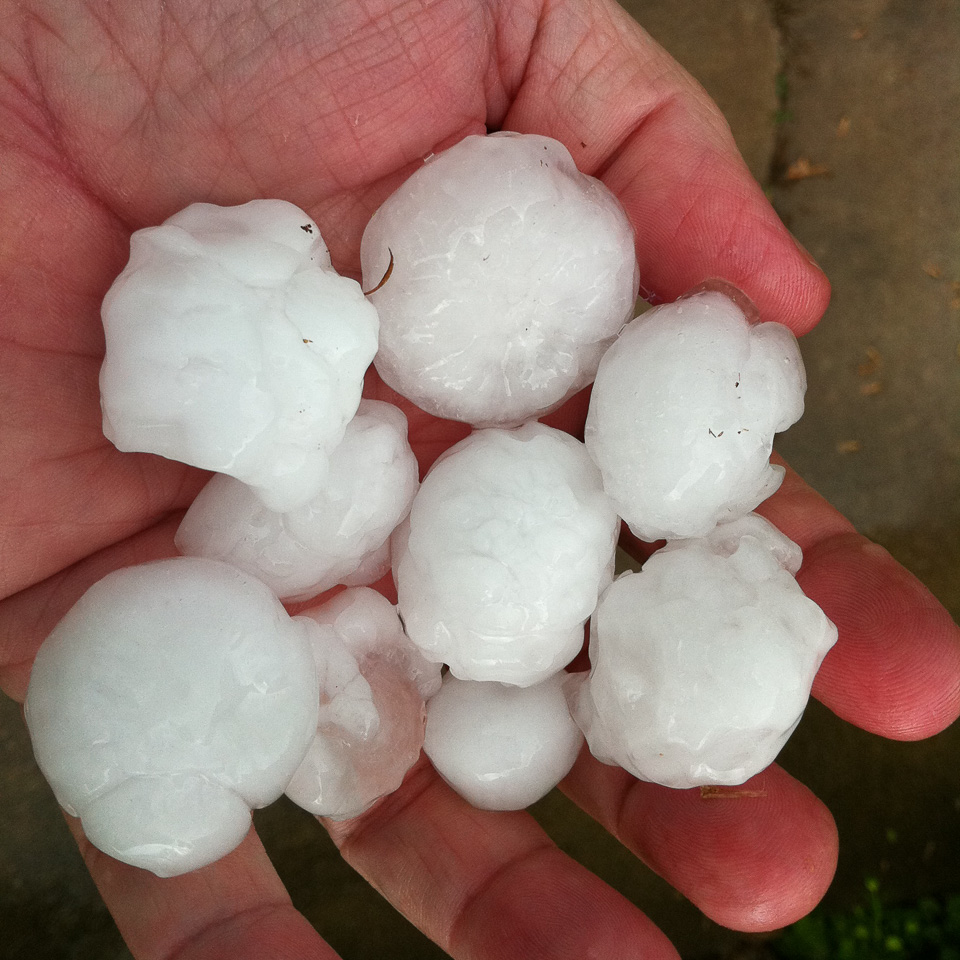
[361,132,639,427]
[285,588,441,820]
[70,141,831,874]
[423,673,583,810]
[395,422,619,686]
[568,515,838,788]
[175,400,419,601]
[585,290,806,541]
[24,557,319,877]
[100,200,379,512]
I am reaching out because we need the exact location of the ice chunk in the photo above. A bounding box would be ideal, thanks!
[568,515,837,788]
[24,557,320,877]
[175,400,419,602]
[340,539,392,588]
[423,673,583,810]
[584,290,806,540]
[361,132,639,426]
[286,588,442,820]
[394,422,619,686]
[100,200,379,512]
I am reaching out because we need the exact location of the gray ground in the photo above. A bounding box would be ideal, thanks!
[2,0,958,957]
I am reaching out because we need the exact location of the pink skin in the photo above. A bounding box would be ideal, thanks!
[0,2,957,959]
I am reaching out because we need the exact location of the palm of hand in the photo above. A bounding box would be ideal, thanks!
[0,1,499,630]
[1,2,958,959]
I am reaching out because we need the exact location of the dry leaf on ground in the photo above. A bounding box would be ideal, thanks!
[785,158,831,181]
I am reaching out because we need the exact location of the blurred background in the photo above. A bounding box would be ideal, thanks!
[2,0,958,957]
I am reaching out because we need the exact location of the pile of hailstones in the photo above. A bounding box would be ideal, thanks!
[25,133,837,879]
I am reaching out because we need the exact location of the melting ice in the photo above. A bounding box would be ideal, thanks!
[361,132,639,427]
[394,421,619,686]
[100,200,379,512]
[567,515,838,788]
[585,290,806,541]
[285,588,441,820]
[24,557,320,877]
[424,672,583,810]
[176,400,419,601]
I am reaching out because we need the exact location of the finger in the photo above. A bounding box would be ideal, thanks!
[801,534,960,739]
[66,820,340,960]
[756,461,960,740]
[496,0,830,331]
[561,754,838,933]
[327,756,680,960]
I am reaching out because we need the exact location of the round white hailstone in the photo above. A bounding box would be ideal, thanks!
[361,132,639,427]
[175,400,419,602]
[285,588,442,820]
[584,289,806,541]
[394,422,620,687]
[567,514,837,788]
[100,200,380,512]
[24,557,320,877]
[423,673,584,810]
[340,538,392,588]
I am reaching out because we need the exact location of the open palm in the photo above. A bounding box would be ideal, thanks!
[1,1,958,958]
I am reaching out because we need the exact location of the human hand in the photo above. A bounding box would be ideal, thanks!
[1,0,958,957]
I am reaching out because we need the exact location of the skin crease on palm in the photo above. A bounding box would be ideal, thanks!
[0,0,958,958]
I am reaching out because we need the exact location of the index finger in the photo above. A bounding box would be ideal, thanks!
[494,0,830,331]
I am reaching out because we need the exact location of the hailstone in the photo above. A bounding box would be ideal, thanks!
[584,289,806,541]
[100,199,379,512]
[361,132,639,427]
[394,422,619,686]
[24,557,320,877]
[285,588,441,820]
[567,515,838,788]
[175,400,419,601]
[423,673,584,811]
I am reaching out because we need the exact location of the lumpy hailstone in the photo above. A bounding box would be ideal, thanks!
[424,673,584,810]
[24,558,320,877]
[395,422,619,686]
[361,132,640,427]
[568,515,838,788]
[585,290,806,541]
[100,200,379,512]
[175,400,419,601]
[285,588,441,820]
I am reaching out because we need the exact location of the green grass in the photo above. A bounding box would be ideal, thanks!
[772,72,793,125]
[773,879,960,960]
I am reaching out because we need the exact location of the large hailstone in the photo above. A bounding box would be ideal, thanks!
[24,557,320,877]
[423,673,584,811]
[568,515,838,788]
[585,289,806,541]
[394,422,619,686]
[100,200,379,512]
[285,588,441,820]
[361,132,639,427]
[175,400,419,602]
